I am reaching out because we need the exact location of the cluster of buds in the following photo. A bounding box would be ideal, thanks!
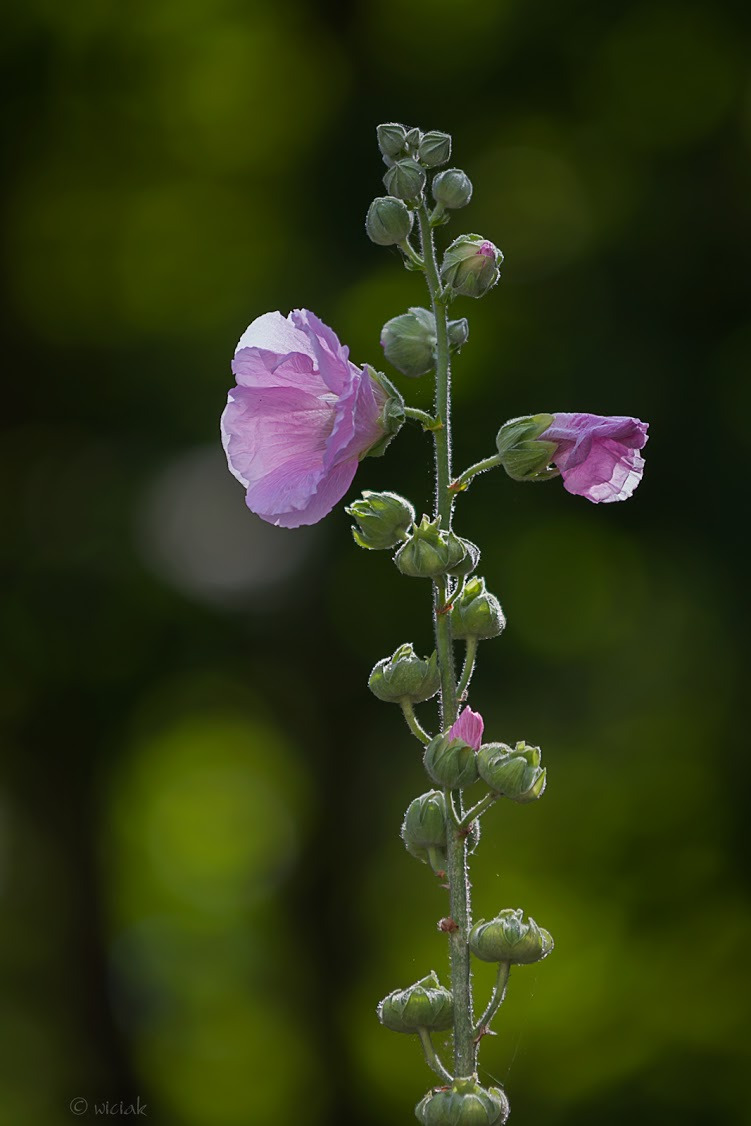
[416,1077,510,1126]
[365,121,502,309]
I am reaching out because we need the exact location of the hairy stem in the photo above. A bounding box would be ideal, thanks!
[450,453,503,493]
[458,791,498,831]
[474,961,511,1036]
[417,1026,453,1084]
[417,201,475,1078]
[401,699,431,745]
[456,637,478,701]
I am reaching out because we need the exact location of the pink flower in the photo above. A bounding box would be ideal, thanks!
[448,707,484,750]
[221,310,392,528]
[541,413,649,504]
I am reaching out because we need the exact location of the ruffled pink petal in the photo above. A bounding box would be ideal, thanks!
[254,457,359,528]
[291,308,353,395]
[561,440,645,503]
[231,348,331,398]
[221,384,333,492]
[235,311,315,358]
[448,707,484,750]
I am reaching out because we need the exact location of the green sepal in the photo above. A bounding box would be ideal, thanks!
[416,1076,510,1125]
[470,908,554,966]
[377,970,454,1034]
[476,740,546,803]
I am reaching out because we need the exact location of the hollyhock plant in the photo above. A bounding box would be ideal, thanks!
[221,309,401,528]
[220,121,652,1125]
[541,413,649,504]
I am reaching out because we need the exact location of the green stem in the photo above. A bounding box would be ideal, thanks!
[400,238,425,269]
[474,961,511,1037]
[456,637,478,701]
[450,453,503,493]
[404,406,440,430]
[458,791,497,831]
[417,1027,453,1084]
[400,699,431,745]
[417,201,475,1079]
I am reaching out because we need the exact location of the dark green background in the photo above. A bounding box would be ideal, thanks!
[2,1,750,1123]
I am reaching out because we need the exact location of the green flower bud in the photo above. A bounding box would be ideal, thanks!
[377,122,408,161]
[381,307,436,378]
[369,643,440,705]
[446,538,480,579]
[424,733,479,789]
[419,131,452,167]
[476,741,546,803]
[394,516,467,579]
[404,126,423,153]
[377,971,453,1034]
[448,317,469,352]
[402,789,447,866]
[495,413,557,481]
[441,234,502,298]
[470,908,554,966]
[366,196,414,246]
[384,158,427,202]
[432,168,473,210]
[346,490,415,550]
[416,1077,510,1126]
[450,577,505,640]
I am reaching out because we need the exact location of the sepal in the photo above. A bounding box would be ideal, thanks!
[394,516,468,579]
[432,168,473,210]
[402,790,448,866]
[450,577,505,640]
[495,414,557,482]
[381,307,437,378]
[366,196,414,245]
[384,158,427,202]
[424,733,479,789]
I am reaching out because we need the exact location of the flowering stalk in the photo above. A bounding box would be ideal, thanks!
[415,199,476,1076]
[221,120,650,1125]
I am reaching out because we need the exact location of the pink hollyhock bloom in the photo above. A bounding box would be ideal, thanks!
[448,707,484,750]
[221,310,392,528]
[541,413,649,504]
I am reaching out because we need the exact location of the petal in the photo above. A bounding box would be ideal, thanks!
[231,347,331,398]
[448,707,484,750]
[254,458,359,528]
[235,311,315,358]
[545,414,648,471]
[560,439,645,503]
[290,308,355,395]
[221,384,333,493]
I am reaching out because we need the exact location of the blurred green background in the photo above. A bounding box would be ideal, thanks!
[2,0,750,1123]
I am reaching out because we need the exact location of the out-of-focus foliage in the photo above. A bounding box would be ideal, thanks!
[1,1,749,1123]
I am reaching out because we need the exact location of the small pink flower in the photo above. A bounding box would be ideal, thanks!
[448,707,484,750]
[221,310,390,528]
[541,413,649,504]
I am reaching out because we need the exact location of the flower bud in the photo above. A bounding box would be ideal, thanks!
[401,789,447,865]
[424,733,479,789]
[381,307,436,378]
[377,122,408,161]
[446,538,480,579]
[369,643,440,705]
[470,908,554,966]
[432,168,473,210]
[394,516,467,579]
[384,158,427,202]
[418,131,452,167]
[448,317,469,352]
[377,971,453,1033]
[441,234,502,298]
[366,196,414,246]
[416,1077,510,1126]
[450,577,505,640]
[404,126,422,153]
[346,490,415,550]
[495,414,557,482]
[476,741,546,803]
